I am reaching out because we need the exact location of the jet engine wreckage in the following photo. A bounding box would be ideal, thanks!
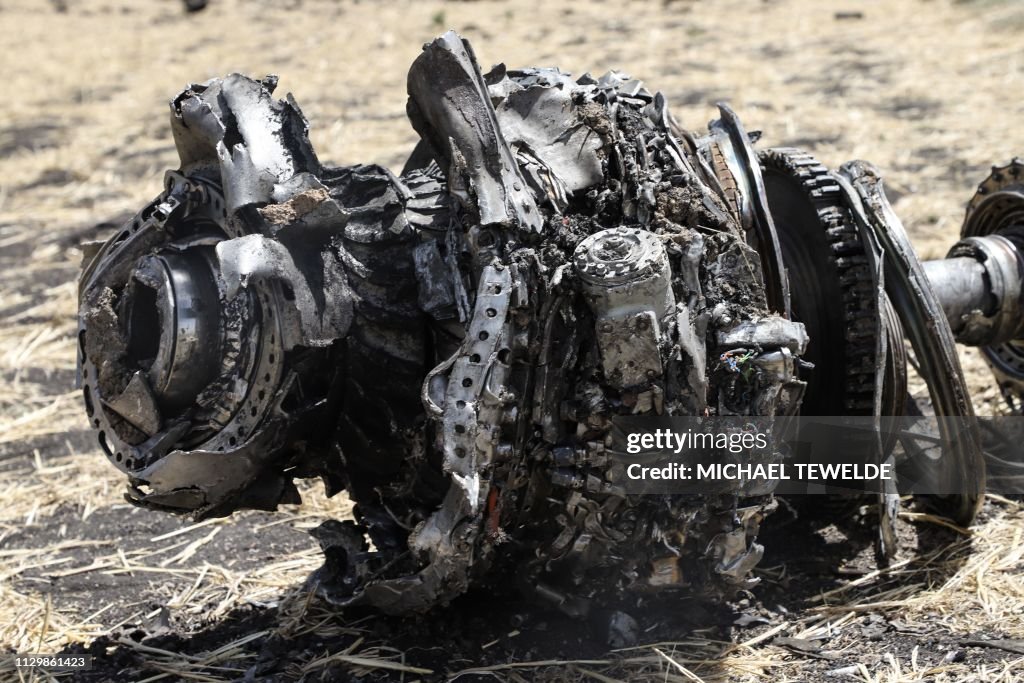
[77,31,1022,616]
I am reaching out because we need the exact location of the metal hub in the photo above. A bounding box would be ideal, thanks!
[126,250,222,411]
[574,227,664,285]
[960,159,1024,410]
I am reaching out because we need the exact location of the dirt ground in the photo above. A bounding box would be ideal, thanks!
[1,0,1023,681]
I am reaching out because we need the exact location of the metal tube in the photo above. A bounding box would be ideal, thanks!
[922,257,991,339]
[923,235,1024,346]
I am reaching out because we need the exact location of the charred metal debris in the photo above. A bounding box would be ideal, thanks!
[78,31,1014,615]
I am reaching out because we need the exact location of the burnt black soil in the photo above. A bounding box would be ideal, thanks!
[12,498,1011,682]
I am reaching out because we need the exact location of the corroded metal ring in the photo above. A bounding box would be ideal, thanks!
[77,172,285,481]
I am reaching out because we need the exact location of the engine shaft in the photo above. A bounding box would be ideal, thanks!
[924,232,1024,347]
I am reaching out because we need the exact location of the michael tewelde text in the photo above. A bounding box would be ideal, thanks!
[625,462,894,481]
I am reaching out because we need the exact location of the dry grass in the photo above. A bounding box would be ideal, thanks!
[1,0,1023,680]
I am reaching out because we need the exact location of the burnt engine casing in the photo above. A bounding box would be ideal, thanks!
[78,31,1003,616]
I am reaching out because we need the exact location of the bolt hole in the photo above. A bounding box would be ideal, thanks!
[478,331,489,341]
[98,431,112,457]
[486,308,497,318]
[462,378,473,388]
[83,386,94,417]
[470,353,481,363]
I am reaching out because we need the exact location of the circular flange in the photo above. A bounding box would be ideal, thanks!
[574,227,664,285]
[78,174,285,476]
